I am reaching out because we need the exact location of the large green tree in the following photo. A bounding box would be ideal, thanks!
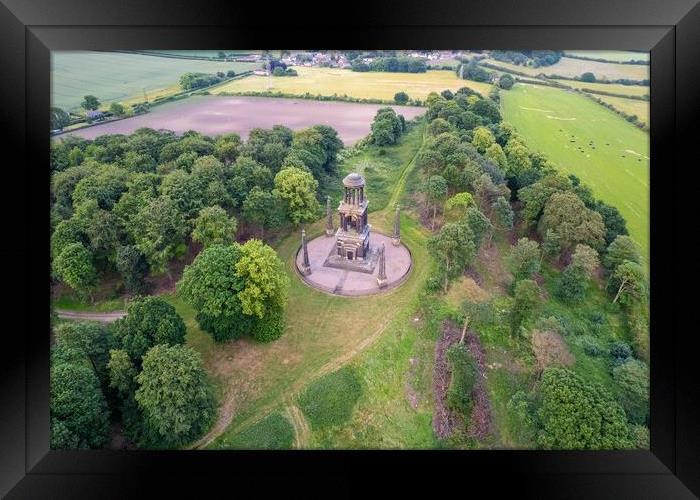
[510,279,541,337]
[540,191,605,251]
[427,221,476,292]
[242,187,286,238]
[273,166,320,225]
[177,244,253,342]
[54,321,114,381]
[507,238,541,282]
[50,354,110,449]
[613,359,649,425]
[135,344,215,448]
[234,239,290,341]
[610,260,648,306]
[53,242,97,301]
[129,196,188,274]
[115,245,150,295]
[604,235,640,272]
[51,107,71,130]
[191,205,237,248]
[421,175,449,230]
[538,367,631,449]
[113,295,187,364]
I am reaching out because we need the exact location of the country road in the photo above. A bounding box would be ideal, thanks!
[56,310,126,323]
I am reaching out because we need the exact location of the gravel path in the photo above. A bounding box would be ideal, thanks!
[56,310,126,323]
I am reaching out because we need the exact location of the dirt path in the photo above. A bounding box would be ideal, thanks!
[55,310,126,323]
[286,403,311,449]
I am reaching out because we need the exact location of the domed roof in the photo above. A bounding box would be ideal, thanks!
[343,172,365,188]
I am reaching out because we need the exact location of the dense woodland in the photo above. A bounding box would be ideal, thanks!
[50,84,649,450]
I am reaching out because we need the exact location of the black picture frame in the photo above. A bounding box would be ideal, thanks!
[1,0,698,497]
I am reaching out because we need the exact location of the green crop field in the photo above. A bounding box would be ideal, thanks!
[485,57,649,81]
[51,51,259,111]
[563,51,649,63]
[592,95,650,126]
[500,83,649,264]
[215,66,492,102]
[552,79,650,98]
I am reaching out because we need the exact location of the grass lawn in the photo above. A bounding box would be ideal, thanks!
[563,51,649,63]
[325,122,426,211]
[52,295,126,312]
[197,120,432,449]
[51,51,259,112]
[484,57,649,81]
[214,67,493,102]
[500,83,650,265]
[298,366,363,430]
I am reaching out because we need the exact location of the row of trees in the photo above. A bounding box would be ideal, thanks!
[51,297,214,449]
[490,50,563,68]
[179,70,236,90]
[50,125,341,300]
[370,107,407,146]
[351,56,427,73]
[418,86,649,448]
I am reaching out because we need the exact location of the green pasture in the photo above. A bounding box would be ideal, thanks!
[500,83,649,264]
[51,51,259,112]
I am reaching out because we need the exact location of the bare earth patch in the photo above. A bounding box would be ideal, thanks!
[432,321,463,439]
[531,330,575,374]
[464,329,492,440]
[478,241,512,294]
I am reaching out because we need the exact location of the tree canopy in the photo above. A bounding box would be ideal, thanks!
[135,344,215,447]
[113,295,187,363]
[538,368,631,449]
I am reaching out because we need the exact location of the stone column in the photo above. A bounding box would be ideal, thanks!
[377,243,387,288]
[325,196,334,236]
[301,229,311,275]
[392,205,401,246]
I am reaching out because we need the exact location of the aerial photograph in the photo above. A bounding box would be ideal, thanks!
[49,49,650,450]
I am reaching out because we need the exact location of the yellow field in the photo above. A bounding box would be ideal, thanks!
[119,84,183,108]
[553,79,650,98]
[592,95,649,126]
[563,51,649,63]
[214,67,492,101]
[485,57,649,81]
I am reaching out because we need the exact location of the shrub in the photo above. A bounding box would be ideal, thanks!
[556,263,587,303]
[579,336,604,357]
[609,341,633,366]
[298,367,362,430]
[226,412,294,449]
[446,343,477,417]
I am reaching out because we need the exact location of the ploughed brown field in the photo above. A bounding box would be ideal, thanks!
[57,95,426,145]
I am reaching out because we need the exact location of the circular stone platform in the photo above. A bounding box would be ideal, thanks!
[295,231,412,296]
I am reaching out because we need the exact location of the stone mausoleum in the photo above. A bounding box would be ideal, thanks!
[296,171,411,296]
[323,172,379,273]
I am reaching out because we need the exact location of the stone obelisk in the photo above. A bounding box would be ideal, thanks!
[377,243,387,288]
[301,229,312,275]
[392,205,401,246]
[325,195,334,236]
